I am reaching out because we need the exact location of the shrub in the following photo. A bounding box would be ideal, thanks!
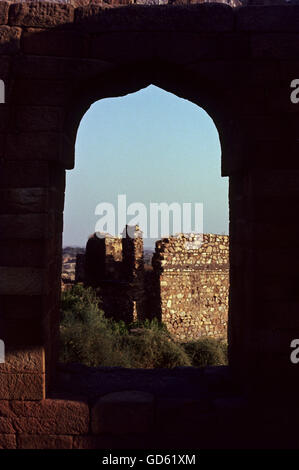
[182,337,228,367]
[59,285,227,369]
[60,284,130,367]
[118,326,192,368]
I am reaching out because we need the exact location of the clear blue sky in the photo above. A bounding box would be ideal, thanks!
[63,85,229,248]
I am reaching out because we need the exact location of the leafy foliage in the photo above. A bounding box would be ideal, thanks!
[60,285,227,369]
[182,338,228,367]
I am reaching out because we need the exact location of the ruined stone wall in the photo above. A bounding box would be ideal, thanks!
[2,0,299,449]
[83,226,145,322]
[81,230,229,337]
[152,234,229,341]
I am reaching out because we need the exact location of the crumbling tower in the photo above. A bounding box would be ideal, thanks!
[82,226,145,322]
[122,225,145,321]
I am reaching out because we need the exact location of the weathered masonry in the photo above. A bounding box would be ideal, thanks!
[83,226,145,323]
[1,0,299,449]
[79,229,229,341]
[153,234,229,341]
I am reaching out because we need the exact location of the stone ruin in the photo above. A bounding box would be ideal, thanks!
[2,0,299,449]
[77,226,229,341]
[81,226,145,323]
[152,233,229,340]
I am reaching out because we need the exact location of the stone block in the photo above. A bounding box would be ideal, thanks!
[22,29,90,58]
[0,214,53,239]
[12,79,67,106]
[13,55,115,80]
[156,397,211,434]
[184,60,280,87]
[237,6,299,32]
[91,390,154,434]
[0,161,50,188]
[75,4,234,32]
[248,170,299,198]
[91,31,154,63]
[251,33,299,59]
[0,373,45,400]
[15,106,62,132]
[0,188,49,214]
[0,26,21,54]
[6,132,61,162]
[0,417,14,433]
[257,301,299,329]
[0,2,9,25]
[72,433,150,449]
[0,434,16,449]
[91,31,249,64]
[0,347,45,374]
[18,434,73,449]
[0,266,47,295]
[0,294,46,316]
[9,2,75,28]
[10,399,89,435]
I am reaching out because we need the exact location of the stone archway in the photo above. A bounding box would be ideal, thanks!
[1,1,299,448]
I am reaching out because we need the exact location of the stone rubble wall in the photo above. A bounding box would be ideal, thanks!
[1,0,299,449]
[152,234,229,340]
[81,230,229,341]
[83,226,145,322]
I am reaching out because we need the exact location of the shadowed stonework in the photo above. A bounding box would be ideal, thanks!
[1,0,299,449]
[77,229,229,340]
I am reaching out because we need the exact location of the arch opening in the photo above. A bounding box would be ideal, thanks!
[60,84,229,370]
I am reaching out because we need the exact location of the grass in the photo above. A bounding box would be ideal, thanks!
[59,284,227,369]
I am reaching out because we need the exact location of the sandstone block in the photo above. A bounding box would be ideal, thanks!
[6,132,61,162]
[15,106,62,132]
[0,2,9,25]
[0,266,46,295]
[0,213,52,240]
[14,54,116,81]
[0,373,45,400]
[91,390,154,434]
[9,2,74,28]
[18,434,73,449]
[237,5,299,32]
[10,399,89,435]
[75,4,234,32]
[0,161,50,188]
[0,434,16,449]
[12,79,67,106]
[251,33,299,60]
[0,26,21,54]
[22,29,90,58]
[0,347,45,374]
[0,188,49,214]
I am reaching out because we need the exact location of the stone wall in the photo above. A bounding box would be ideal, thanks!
[83,226,144,322]
[1,0,299,449]
[79,230,229,341]
[152,234,229,341]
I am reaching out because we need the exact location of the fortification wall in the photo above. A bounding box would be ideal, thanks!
[152,234,229,341]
